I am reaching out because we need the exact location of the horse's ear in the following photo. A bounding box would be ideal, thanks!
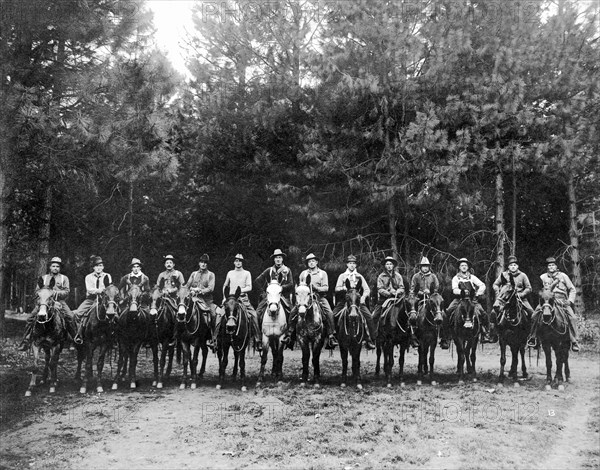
[356,278,363,292]
[159,278,165,290]
[345,279,351,290]
[235,286,241,298]
[103,276,110,288]
[271,270,278,282]
[305,274,311,286]
[37,277,44,289]
[277,272,284,285]
[49,276,56,289]
[500,275,507,286]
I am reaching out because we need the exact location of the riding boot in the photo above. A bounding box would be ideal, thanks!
[17,324,33,351]
[325,310,338,348]
[480,325,494,343]
[571,341,580,352]
[73,318,85,345]
[526,315,539,348]
[253,324,263,352]
[489,322,499,343]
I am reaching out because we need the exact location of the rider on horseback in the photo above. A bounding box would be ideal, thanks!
[184,254,216,349]
[333,255,377,350]
[216,254,262,350]
[155,254,185,346]
[18,256,77,351]
[444,258,494,343]
[72,256,113,344]
[372,256,412,345]
[284,253,338,349]
[409,257,445,347]
[492,255,533,332]
[118,258,151,307]
[527,257,580,352]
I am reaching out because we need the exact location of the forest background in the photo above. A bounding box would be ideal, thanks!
[0,0,598,328]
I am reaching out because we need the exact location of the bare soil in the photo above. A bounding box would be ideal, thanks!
[1,316,599,470]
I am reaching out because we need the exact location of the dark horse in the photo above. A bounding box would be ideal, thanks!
[148,287,177,388]
[336,278,366,389]
[75,283,120,394]
[537,289,571,389]
[414,292,444,385]
[452,284,480,383]
[175,286,211,389]
[113,283,149,390]
[257,272,287,386]
[294,275,325,387]
[495,277,530,386]
[375,293,414,388]
[25,280,67,397]
[216,287,251,391]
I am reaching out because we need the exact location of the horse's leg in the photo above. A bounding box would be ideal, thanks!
[542,341,553,386]
[340,345,348,387]
[216,343,228,389]
[456,342,465,383]
[398,342,407,386]
[300,340,310,385]
[277,340,284,381]
[257,340,269,386]
[96,342,108,393]
[564,346,570,383]
[509,344,519,381]
[416,341,425,384]
[165,342,175,379]
[469,341,477,380]
[375,344,382,376]
[232,350,239,379]
[81,343,94,394]
[353,346,362,388]
[180,340,190,389]
[158,342,169,388]
[42,348,51,384]
[239,350,247,391]
[313,342,322,387]
[198,341,208,378]
[74,345,85,381]
[428,342,436,384]
[129,343,142,389]
[49,345,61,393]
[555,345,564,385]
[151,344,160,387]
[498,338,506,383]
[112,341,125,390]
[383,341,393,387]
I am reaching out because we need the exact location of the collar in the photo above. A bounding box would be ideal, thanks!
[457,272,471,280]
[308,267,320,274]
[130,273,141,278]
[344,269,357,276]
[420,271,432,277]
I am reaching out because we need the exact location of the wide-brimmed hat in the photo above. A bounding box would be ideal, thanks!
[48,257,62,266]
[164,254,174,261]
[383,256,398,266]
[199,254,210,263]
[418,256,431,266]
[305,253,319,263]
[130,258,143,267]
[457,258,471,268]
[507,256,518,265]
[90,255,103,267]
[346,255,358,263]
[546,257,557,264]
[271,249,286,258]
[234,254,244,261]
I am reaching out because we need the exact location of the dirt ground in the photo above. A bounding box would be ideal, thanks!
[1,316,599,470]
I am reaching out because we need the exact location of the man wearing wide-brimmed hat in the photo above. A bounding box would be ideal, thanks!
[491,255,533,341]
[372,256,406,335]
[218,254,262,350]
[18,256,76,351]
[155,254,185,296]
[527,257,580,351]
[284,253,338,349]
[410,256,446,347]
[444,258,494,343]
[118,258,151,307]
[255,248,294,323]
[185,254,217,346]
[333,255,377,350]
[72,255,113,344]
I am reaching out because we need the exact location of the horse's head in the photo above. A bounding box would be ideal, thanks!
[224,287,242,335]
[295,282,311,317]
[101,284,120,321]
[126,283,143,313]
[266,280,282,317]
[540,288,555,319]
[344,278,362,319]
[36,277,56,322]
[150,287,162,316]
[425,292,444,325]
[457,294,475,329]
[176,286,190,322]
[407,292,418,325]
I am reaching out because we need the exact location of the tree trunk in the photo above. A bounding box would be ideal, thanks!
[0,127,9,331]
[567,175,585,315]
[128,180,134,255]
[36,185,53,280]
[511,163,517,255]
[388,198,398,260]
[495,170,505,278]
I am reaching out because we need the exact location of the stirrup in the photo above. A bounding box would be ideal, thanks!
[571,342,580,352]
[526,337,537,348]
[74,335,84,345]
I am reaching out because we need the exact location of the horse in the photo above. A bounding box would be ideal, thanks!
[451,285,480,384]
[175,286,211,390]
[537,289,571,390]
[112,283,148,390]
[25,279,68,397]
[257,272,288,386]
[495,277,530,386]
[147,287,177,388]
[375,293,414,388]
[74,283,120,394]
[336,278,366,389]
[414,292,444,385]
[216,287,251,391]
[294,275,325,387]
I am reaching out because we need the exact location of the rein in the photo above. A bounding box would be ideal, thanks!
[541,301,568,335]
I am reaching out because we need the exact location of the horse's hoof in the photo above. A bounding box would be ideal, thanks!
[111,383,118,391]
[340,383,346,388]
[386,383,392,389]
[49,387,56,394]
[256,382,261,388]
[400,382,406,388]
[216,384,221,390]
[151,381,157,387]
[458,380,464,385]
[157,382,163,389]
[357,384,363,390]
[25,390,32,397]
[300,382,306,388]
[431,381,437,386]
[96,386,104,393]
[545,384,552,391]
[179,384,185,390]
[241,386,247,392]
[472,378,478,383]
[558,384,565,391]
[417,380,422,386]
[130,382,136,390]
[513,382,520,388]
[191,383,197,390]
[314,383,320,389]
[79,387,86,394]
